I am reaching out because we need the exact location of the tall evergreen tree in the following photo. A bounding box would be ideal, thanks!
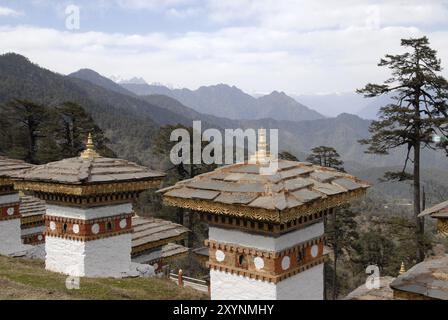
[306,146,345,171]
[307,145,349,299]
[278,150,299,161]
[55,102,115,159]
[357,36,448,262]
[0,99,48,164]
[151,124,217,247]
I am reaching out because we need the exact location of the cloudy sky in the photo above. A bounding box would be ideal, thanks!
[1,0,448,94]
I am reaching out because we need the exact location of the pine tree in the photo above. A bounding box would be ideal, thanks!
[358,36,448,262]
[0,99,48,164]
[306,145,351,299]
[278,151,299,161]
[306,146,345,171]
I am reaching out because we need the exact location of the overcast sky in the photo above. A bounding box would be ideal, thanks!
[1,0,448,94]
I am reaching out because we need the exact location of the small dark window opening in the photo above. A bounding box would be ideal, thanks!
[237,254,248,269]
[106,222,113,231]
[297,248,305,264]
[63,223,68,233]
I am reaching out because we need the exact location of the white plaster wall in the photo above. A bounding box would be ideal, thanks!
[210,264,324,300]
[276,264,324,300]
[0,218,27,255]
[46,203,132,220]
[209,222,324,252]
[0,193,19,205]
[45,234,132,277]
[84,234,132,277]
[210,269,277,300]
[45,236,86,276]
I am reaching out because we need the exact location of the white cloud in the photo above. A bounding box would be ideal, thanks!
[0,6,22,17]
[1,1,448,94]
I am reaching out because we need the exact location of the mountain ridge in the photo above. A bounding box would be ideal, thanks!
[120,81,325,122]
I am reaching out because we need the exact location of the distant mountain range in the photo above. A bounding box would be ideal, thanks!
[292,92,391,119]
[120,81,325,122]
[1,53,447,177]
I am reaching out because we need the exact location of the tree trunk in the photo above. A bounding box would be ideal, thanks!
[187,210,194,248]
[414,139,425,262]
[28,119,37,164]
[176,208,184,225]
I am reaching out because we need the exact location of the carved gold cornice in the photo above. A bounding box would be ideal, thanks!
[164,188,366,223]
[437,219,448,237]
[21,215,45,227]
[0,178,13,188]
[14,179,163,196]
[200,210,329,235]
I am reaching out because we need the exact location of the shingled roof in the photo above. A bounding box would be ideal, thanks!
[390,255,448,300]
[419,200,448,218]
[132,216,189,256]
[159,160,369,222]
[0,156,33,179]
[15,156,165,185]
[20,195,46,219]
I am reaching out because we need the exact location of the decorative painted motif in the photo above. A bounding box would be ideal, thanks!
[205,235,326,283]
[215,250,225,262]
[44,214,133,242]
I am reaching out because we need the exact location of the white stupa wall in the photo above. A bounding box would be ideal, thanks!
[209,222,325,300]
[46,233,132,277]
[0,218,26,255]
[46,203,133,220]
[0,192,28,255]
[209,222,324,251]
[210,264,324,300]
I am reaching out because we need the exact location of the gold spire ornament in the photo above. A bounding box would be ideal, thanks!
[250,129,271,164]
[399,262,406,275]
[80,133,100,159]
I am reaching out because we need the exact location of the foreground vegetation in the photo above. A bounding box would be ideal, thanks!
[0,256,206,300]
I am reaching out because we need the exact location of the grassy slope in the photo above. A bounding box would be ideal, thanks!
[0,256,206,300]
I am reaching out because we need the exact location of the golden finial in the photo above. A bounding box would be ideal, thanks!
[250,129,270,164]
[80,133,99,159]
[399,262,406,275]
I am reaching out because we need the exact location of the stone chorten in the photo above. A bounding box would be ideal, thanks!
[0,156,33,255]
[419,200,448,237]
[158,131,370,300]
[14,134,165,277]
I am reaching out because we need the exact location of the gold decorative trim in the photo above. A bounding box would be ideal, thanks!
[200,209,329,235]
[14,179,163,196]
[21,215,44,226]
[437,218,448,237]
[0,178,13,188]
[164,189,366,223]
[80,133,100,159]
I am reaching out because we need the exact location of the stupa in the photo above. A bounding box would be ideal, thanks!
[14,134,165,277]
[0,156,33,255]
[158,130,370,300]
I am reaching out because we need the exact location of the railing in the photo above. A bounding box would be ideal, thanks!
[169,269,209,293]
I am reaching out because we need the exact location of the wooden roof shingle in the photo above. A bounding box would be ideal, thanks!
[14,156,165,185]
[159,159,370,222]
